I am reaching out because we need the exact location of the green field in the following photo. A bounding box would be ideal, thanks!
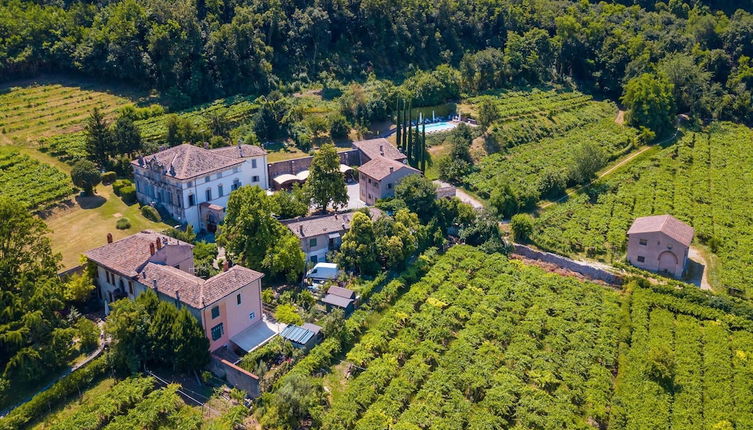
[532,122,753,297]
[0,147,74,210]
[0,80,141,142]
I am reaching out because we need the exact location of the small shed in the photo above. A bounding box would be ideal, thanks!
[321,286,356,315]
[280,323,322,350]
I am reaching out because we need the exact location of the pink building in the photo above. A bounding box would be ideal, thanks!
[359,157,421,205]
[86,230,265,352]
[626,215,694,278]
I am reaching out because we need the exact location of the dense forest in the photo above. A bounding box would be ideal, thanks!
[2,0,753,125]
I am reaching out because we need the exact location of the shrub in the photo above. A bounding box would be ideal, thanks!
[510,213,535,242]
[101,171,116,185]
[141,205,161,222]
[329,114,350,139]
[119,185,136,204]
[70,160,101,195]
[112,179,133,196]
[275,304,303,325]
[116,217,131,229]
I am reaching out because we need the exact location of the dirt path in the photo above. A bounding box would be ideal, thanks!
[615,110,626,125]
[688,247,712,291]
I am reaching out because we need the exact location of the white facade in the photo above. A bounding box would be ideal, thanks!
[132,146,268,231]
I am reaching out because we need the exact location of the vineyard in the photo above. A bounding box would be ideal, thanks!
[467,119,638,200]
[318,245,622,429]
[0,148,73,210]
[0,82,135,141]
[40,96,260,163]
[531,122,753,296]
[612,283,753,429]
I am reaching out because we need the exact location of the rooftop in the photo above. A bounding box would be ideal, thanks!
[359,157,420,181]
[85,230,192,277]
[352,138,407,162]
[209,144,267,159]
[627,214,695,246]
[132,143,263,180]
[321,293,354,309]
[280,324,321,346]
[327,285,355,299]
[281,208,382,239]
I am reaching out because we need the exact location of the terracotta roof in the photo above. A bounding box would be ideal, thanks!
[359,157,420,181]
[281,209,383,239]
[209,144,267,159]
[131,143,244,180]
[353,138,407,162]
[85,230,192,277]
[139,263,263,309]
[627,215,695,246]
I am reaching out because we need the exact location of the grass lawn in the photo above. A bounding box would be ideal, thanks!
[46,184,169,270]
[29,377,117,430]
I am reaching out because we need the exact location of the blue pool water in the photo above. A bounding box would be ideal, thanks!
[421,121,458,133]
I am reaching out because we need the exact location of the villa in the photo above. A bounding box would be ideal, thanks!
[85,230,267,352]
[132,143,269,232]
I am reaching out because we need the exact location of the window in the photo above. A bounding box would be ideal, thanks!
[233,166,239,173]
[187,181,193,187]
[251,159,257,168]
[387,183,393,189]
[639,239,648,246]
[368,178,372,184]
[206,188,212,201]
[211,323,224,341]
[188,194,195,207]
[637,256,645,263]
[232,179,241,191]
[236,294,242,305]
[309,238,317,247]
[106,271,111,284]
[211,306,220,319]
[310,255,318,263]
[252,175,259,182]
[128,281,134,295]
[218,184,224,197]
[249,312,255,320]
[205,176,210,183]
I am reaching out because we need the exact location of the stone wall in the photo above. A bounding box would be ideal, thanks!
[267,149,361,178]
[512,244,624,286]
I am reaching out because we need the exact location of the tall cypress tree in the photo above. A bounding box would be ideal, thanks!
[421,122,426,172]
[403,100,411,153]
[395,99,402,151]
[407,109,413,165]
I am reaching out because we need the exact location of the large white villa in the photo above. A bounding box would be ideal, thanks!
[132,143,269,231]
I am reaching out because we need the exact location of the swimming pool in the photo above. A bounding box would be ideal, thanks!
[421,121,458,133]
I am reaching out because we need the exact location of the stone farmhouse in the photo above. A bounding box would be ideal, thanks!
[132,143,268,232]
[353,138,420,205]
[281,208,383,264]
[85,230,266,352]
[626,214,695,278]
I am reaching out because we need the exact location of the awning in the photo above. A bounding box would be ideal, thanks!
[339,164,353,173]
[296,170,310,181]
[328,233,341,239]
[229,319,287,352]
[273,174,301,186]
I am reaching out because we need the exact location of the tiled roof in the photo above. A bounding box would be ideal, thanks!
[209,144,267,159]
[281,209,383,239]
[322,294,354,309]
[627,215,695,246]
[353,138,407,162]
[139,263,263,309]
[85,230,192,277]
[131,143,244,180]
[359,157,420,181]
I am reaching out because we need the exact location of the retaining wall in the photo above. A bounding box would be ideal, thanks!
[512,244,624,285]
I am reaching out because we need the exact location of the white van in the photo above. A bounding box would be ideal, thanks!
[306,262,340,282]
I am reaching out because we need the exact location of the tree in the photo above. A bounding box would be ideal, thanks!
[71,160,102,195]
[84,107,113,168]
[569,142,607,185]
[510,213,534,242]
[262,227,305,283]
[622,73,676,136]
[478,98,499,130]
[171,308,210,372]
[305,144,348,212]
[111,115,143,154]
[328,114,349,139]
[271,184,309,219]
[275,304,303,325]
[338,212,379,275]
[394,175,437,223]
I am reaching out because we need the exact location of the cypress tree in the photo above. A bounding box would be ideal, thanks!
[403,100,411,153]
[407,109,413,165]
[395,99,402,150]
[421,122,426,172]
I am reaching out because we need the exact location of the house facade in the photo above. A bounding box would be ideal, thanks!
[85,230,264,352]
[359,157,421,205]
[132,143,268,231]
[282,209,382,263]
[626,214,694,278]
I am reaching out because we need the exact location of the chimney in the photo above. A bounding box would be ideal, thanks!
[300,225,304,235]
[389,166,394,174]
[175,290,180,307]
[107,233,113,244]
[155,237,162,250]
[204,142,209,149]
[223,260,230,272]
[149,243,155,256]
[379,145,384,156]
[152,279,158,291]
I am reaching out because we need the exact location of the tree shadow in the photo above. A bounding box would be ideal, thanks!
[75,194,106,210]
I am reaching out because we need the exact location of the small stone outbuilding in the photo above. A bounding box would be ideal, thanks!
[626,214,694,278]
